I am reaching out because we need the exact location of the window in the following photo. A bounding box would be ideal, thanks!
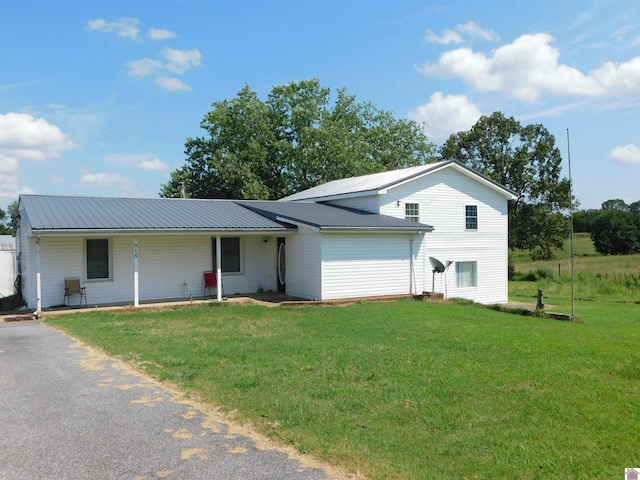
[456,261,477,288]
[405,203,419,222]
[465,205,478,230]
[212,237,242,273]
[86,239,110,280]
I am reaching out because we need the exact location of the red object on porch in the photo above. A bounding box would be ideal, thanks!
[203,271,222,297]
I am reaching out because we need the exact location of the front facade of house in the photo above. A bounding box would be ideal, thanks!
[16,161,516,312]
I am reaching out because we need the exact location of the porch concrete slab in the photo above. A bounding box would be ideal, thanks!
[0,321,339,480]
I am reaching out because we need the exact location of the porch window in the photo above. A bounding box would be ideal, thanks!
[456,261,477,288]
[465,205,478,230]
[86,238,111,280]
[405,203,419,222]
[212,237,242,273]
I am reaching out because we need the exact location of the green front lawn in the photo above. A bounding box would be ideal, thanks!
[47,298,640,479]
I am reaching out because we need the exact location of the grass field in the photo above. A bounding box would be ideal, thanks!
[47,289,640,479]
[510,233,640,305]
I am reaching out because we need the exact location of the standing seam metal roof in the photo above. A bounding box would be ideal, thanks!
[19,196,289,231]
[278,162,447,201]
[238,201,432,230]
[19,195,432,232]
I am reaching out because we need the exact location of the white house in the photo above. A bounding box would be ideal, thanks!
[16,160,516,313]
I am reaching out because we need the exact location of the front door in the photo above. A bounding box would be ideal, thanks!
[277,237,286,293]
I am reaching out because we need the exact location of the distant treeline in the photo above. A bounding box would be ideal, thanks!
[573,199,640,255]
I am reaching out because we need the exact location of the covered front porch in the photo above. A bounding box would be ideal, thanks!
[26,231,295,314]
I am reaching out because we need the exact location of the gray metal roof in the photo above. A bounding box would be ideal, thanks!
[19,195,289,232]
[279,160,517,202]
[19,195,431,234]
[279,162,447,201]
[238,201,433,231]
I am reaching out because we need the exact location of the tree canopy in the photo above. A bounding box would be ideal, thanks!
[575,199,640,255]
[440,112,571,260]
[161,79,436,200]
[0,201,17,235]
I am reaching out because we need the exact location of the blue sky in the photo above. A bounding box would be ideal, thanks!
[1,0,639,212]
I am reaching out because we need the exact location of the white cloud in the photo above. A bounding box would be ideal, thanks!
[425,21,497,45]
[126,48,202,91]
[105,153,170,171]
[161,47,202,74]
[0,155,35,199]
[456,21,499,42]
[155,76,192,92]
[609,144,640,164]
[148,28,177,40]
[126,58,163,78]
[420,33,640,102]
[0,113,76,161]
[80,172,131,188]
[86,18,140,39]
[425,29,462,45]
[138,158,170,171]
[407,92,482,141]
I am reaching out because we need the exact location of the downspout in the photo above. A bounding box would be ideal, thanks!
[409,239,415,295]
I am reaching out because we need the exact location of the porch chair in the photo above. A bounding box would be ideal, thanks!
[203,271,224,297]
[63,277,87,307]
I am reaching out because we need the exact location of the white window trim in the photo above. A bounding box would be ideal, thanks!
[405,202,420,222]
[213,236,245,275]
[84,238,113,282]
[465,205,478,230]
[455,260,478,288]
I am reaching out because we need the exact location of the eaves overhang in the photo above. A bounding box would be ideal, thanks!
[29,226,295,237]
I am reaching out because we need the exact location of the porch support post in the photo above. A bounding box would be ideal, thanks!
[35,236,42,315]
[133,239,139,307]
[215,235,222,302]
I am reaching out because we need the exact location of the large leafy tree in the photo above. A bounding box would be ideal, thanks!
[440,112,571,260]
[590,208,640,255]
[161,79,436,199]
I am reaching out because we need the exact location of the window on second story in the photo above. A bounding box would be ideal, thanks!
[465,205,478,230]
[405,203,419,222]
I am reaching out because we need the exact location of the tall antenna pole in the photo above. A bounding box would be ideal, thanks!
[566,129,575,321]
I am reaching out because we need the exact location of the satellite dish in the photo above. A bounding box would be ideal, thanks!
[428,257,452,301]
[429,256,445,273]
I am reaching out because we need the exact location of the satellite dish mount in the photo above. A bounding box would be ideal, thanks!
[429,257,452,301]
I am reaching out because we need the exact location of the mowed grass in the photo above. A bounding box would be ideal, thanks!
[47,298,640,479]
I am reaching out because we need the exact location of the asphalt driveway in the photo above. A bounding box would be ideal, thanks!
[0,321,333,480]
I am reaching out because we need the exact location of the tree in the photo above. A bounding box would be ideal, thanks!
[601,199,629,211]
[0,201,16,235]
[590,209,640,255]
[161,79,436,200]
[440,112,571,260]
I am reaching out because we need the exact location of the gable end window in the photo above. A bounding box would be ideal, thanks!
[465,205,478,230]
[405,203,419,222]
[212,237,243,273]
[86,238,111,280]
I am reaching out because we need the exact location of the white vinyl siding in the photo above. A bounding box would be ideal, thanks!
[320,195,381,213]
[321,233,421,300]
[284,229,322,300]
[379,167,509,304]
[25,234,278,308]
